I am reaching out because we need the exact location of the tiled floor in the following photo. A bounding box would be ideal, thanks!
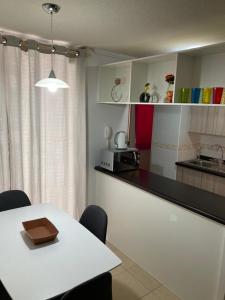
[107,242,181,300]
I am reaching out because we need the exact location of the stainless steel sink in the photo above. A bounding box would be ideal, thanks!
[188,160,216,168]
[186,159,225,173]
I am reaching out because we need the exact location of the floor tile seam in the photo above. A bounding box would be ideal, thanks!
[137,285,164,300]
[125,266,163,292]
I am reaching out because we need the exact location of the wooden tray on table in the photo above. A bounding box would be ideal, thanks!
[22,217,58,245]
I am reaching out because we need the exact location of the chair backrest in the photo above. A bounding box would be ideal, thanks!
[79,205,108,243]
[61,272,112,300]
[0,190,31,212]
[0,280,12,300]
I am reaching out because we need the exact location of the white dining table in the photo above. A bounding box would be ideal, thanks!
[0,203,121,300]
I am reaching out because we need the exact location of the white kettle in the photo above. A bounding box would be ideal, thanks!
[114,131,127,149]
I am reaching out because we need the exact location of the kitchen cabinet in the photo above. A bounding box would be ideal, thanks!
[96,170,225,300]
[176,165,225,197]
[214,176,225,196]
[215,107,225,136]
[97,42,225,106]
[201,172,215,192]
[189,106,200,133]
[189,107,225,136]
[177,166,201,188]
[189,107,207,134]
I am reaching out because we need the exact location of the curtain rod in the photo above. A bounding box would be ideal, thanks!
[0,34,87,58]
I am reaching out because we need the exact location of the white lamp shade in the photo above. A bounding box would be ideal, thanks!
[35,77,69,89]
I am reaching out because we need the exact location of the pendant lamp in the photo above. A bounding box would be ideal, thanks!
[35,3,69,92]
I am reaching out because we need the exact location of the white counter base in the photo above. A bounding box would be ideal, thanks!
[95,171,225,300]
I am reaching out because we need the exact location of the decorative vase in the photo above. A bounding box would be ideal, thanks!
[165,84,173,103]
[139,83,151,103]
[164,74,175,103]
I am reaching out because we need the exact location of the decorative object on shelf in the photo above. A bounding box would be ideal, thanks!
[221,89,225,104]
[149,86,159,103]
[151,95,158,103]
[35,3,69,92]
[111,78,123,102]
[191,88,201,104]
[202,88,212,104]
[165,74,175,103]
[180,88,190,103]
[213,87,223,104]
[139,83,151,103]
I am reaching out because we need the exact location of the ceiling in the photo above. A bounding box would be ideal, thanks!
[1,0,225,57]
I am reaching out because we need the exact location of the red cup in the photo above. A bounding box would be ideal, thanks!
[213,87,223,104]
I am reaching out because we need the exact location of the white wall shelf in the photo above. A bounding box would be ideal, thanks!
[98,102,225,106]
[97,42,225,106]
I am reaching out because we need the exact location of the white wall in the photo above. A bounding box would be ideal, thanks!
[150,106,200,179]
[87,49,133,205]
[150,106,181,179]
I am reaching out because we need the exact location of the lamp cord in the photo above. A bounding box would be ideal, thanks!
[50,11,53,71]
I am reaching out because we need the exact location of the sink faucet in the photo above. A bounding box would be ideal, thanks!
[196,146,201,160]
[216,144,224,167]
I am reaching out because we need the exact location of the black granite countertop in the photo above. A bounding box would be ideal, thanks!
[95,166,225,226]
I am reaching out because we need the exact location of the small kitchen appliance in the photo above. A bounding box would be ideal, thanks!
[114,131,127,149]
[100,148,140,173]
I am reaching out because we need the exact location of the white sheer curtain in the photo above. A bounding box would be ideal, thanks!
[0,44,86,219]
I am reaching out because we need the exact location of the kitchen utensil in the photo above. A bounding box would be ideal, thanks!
[179,88,190,103]
[202,88,212,104]
[213,87,223,104]
[191,88,201,103]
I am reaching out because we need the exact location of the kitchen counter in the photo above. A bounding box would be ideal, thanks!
[95,166,225,225]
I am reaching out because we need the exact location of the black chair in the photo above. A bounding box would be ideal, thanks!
[61,272,112,300]
[79,205,108,243]
[0,190,31,212]
[0,281,12,300]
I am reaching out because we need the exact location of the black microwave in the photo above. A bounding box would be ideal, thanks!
[100,148,140,173]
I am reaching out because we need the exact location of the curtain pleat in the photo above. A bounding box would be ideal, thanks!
[0,45,86,218]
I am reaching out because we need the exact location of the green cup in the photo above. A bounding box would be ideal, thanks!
[180,88,190,103]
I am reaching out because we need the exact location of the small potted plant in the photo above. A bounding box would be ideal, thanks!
[165,74,175,103]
